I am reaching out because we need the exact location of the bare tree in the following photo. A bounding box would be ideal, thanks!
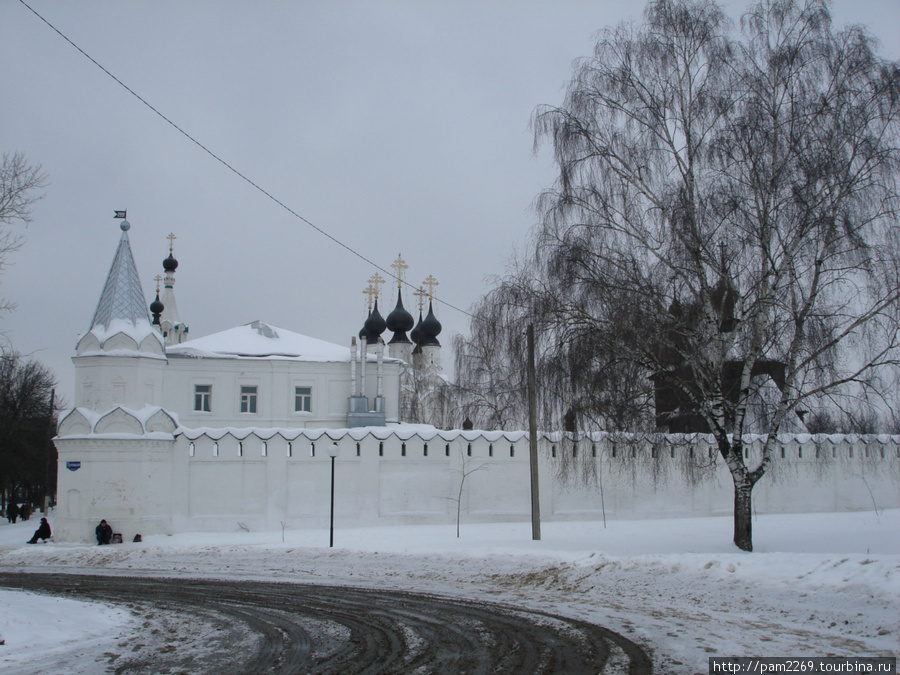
[0,152,48,315]
[453,282,531,430]
[529,0,900,551]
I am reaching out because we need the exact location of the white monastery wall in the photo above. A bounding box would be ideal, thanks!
[54,424,900,543]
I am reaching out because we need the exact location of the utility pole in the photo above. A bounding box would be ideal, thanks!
[527,324,541,540]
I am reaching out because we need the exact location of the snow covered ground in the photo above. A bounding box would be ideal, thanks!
[1,509,897,674]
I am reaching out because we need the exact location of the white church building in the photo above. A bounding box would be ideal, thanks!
[53,220,900,543]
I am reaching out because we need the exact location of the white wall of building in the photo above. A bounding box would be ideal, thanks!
[164,356,401,429]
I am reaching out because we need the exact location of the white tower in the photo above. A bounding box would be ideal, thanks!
[73,219,167,410]
[159,232,189,346]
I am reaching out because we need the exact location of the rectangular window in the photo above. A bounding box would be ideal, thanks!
[194,384,212,412]
[240,385,258,414]
[294,386,312,413]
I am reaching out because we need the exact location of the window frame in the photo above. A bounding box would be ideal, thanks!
[240,385,258,414]
[194,384,212,413]
[294,385,313,413]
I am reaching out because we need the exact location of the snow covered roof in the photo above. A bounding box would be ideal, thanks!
[167,320,387,362]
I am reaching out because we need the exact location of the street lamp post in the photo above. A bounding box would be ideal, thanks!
[328,441,339,547]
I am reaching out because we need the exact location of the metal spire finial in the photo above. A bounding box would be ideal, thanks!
[167,232,176,255]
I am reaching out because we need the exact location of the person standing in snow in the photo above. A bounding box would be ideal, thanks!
[96,519,113,545]
[6,502,18,523]
[27,517,51,544]
[19,503,31,521]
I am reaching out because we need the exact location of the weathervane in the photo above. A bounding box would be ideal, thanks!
[390,254,408,289]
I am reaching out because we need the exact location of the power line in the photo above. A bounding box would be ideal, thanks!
[18,0,473,320]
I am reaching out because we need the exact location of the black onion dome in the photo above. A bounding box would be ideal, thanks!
[359,311,370,341]
[668,298,683,318]
[149,293,164,325]
[163,253,178,272]
[410,311,423,344]
[363,299,387,342]
[386,290,414,344]
[420,300,442,347]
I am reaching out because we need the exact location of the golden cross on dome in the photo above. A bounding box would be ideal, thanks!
[413,286,427,312]
[390,254,408,288]
[422,275,439,300]
[368,272,386,301]
[362,284,378,310]
[154,275,162,294]
[166,232,176,254]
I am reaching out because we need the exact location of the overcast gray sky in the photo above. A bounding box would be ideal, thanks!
[2,0,899,404]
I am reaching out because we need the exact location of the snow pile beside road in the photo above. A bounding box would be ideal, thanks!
[0,588,132,675]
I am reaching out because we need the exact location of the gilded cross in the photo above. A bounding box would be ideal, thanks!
[167,232,176,254]
[368,272,386,301]
[422,275,439,300]
[362,283,378,310]
[413,286,427,312]
[390,254,408,288]
[154,275,162,294]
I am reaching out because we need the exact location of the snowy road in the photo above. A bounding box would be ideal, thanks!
[0,571,652,674]
[2,513,897,673]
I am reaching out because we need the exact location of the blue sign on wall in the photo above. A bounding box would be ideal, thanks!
[66,461,81,471]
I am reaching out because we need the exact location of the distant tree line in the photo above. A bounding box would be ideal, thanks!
[0,352,58,516]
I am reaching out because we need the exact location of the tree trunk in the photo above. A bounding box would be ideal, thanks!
[733,478,754,552]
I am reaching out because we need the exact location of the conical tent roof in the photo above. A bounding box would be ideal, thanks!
[90,223,151,330]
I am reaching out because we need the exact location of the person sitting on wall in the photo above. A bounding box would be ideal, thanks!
[96,519,113,545]
[27,517,51,544]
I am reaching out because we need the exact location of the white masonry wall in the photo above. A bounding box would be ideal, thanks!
[54,427,900,542]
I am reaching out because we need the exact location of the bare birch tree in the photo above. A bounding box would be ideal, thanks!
[529,0,900,551]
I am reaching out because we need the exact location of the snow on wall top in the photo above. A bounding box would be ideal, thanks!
[57,405,178,438]
[177,423,529,444]
[167,320,396,363]
[85,317,162,350]
[175,425,900,446]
